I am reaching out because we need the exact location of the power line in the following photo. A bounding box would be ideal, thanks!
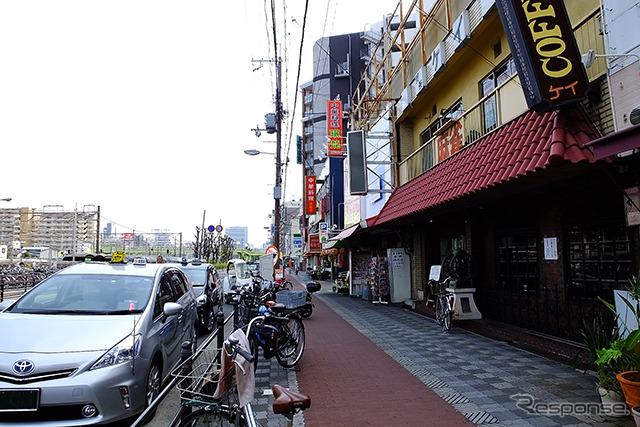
[282,0,310,204]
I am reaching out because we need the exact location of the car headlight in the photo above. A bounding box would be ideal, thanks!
[196,294,207,307]
[91,334,142,370]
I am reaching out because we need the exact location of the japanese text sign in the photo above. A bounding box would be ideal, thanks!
[327,100,343,156]
[495,0,589,111]
[305,175,316,215]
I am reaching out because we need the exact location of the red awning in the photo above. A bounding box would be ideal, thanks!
[372,107,600,227]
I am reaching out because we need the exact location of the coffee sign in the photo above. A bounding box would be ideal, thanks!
[496,0,589,111]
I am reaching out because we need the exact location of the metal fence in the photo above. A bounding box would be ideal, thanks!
[0,263,61,302]
[476,286,614,342]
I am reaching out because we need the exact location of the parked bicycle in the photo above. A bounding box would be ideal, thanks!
[431,278,454,331]
[245,305,306,369]
[231,282,306,369]
[173,329,258,427]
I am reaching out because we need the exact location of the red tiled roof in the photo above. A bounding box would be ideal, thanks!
[373,107,601,227]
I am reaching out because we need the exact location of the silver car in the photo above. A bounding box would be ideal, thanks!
[0,257,197,425]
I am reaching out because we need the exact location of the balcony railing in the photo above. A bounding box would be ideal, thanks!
[399,75,526,185]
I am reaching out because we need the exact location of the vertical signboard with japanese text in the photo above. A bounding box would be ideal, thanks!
[327,100,343,156]
[495,0,590,111]
[305,175,316,215]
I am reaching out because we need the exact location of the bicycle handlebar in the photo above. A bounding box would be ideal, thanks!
[227,336,255,364]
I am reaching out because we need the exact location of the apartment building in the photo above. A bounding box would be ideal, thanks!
[0,206,99,257]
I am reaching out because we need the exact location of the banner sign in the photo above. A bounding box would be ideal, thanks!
[327,100,344,156]
[495,0,589,111]
[309,234,321,253]
[305,175,316,215]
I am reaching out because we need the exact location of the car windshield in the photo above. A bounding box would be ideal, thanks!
[235,263,250,279]
[9,274,153,315]
[182,268,206,287]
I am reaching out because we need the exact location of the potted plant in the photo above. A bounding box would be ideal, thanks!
[582,316,631,410]
[596,269,640,410]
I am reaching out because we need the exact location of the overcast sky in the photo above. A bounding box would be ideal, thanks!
[0,0,398,247]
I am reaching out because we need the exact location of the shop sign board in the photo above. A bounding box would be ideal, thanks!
[327,100,344,156]
[305,176,316,215]
[309,234,321,253]
[495,0,589,111]
[319,222,328,244]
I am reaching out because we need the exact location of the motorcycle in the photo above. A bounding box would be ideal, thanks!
[297,281,321,318]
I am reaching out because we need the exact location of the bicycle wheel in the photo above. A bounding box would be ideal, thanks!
[443,303,452,331]
[275,317,305,368]
[178,403,255,426]
[434,297,444,326]
[178,408,227,426]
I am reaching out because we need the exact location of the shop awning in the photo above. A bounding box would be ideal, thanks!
[372,107,601,227]
[329,224,360,241]
[587,122,640,160]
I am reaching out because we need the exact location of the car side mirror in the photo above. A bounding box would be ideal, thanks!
[162,302,182,322]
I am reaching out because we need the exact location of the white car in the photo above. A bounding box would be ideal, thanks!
[0,255,198,425]
[222,259,253,303]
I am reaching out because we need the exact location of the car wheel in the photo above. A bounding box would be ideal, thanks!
[191,324,198,356]
[203,303,215,334]
[145,360,162,413]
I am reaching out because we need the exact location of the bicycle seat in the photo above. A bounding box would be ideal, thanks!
[269,303,287,314]
[272,384,311,414]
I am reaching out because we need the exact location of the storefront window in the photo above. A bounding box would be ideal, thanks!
[497,232,538,291]
[568,224,633,298]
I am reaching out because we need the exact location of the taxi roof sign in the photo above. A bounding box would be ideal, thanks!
[133,257,147,266]
[111,252,126,263]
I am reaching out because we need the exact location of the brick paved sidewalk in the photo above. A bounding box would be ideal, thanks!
[287,273,636,427]
[289,275,474,427]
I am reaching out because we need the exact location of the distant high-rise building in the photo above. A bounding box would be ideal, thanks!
[226,227,249,247]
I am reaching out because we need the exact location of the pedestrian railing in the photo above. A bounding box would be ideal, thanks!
[130,311,229,427]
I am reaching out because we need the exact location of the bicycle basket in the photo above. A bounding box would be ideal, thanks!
[430,280,448,295]
[276,290,307,308]
[172,348,234,405]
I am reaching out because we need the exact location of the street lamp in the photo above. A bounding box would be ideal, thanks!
[244,149,282,252]
[244,149,276,156]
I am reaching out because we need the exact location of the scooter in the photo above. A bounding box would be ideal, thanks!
[297,281,321,318]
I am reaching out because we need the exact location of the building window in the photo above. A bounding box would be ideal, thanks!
[568,224,633,298]
[480,58,516,132]
[497,231,538,292]
[419,130,435,171]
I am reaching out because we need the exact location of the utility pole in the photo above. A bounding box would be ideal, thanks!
[274,56,282,255]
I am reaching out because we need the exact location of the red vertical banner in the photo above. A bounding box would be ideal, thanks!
[305,175,316,215]
[327,100,343,156]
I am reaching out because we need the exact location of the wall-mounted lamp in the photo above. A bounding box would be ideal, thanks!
[582,49,640,69]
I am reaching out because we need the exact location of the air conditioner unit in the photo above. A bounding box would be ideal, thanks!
[630,106,640,125]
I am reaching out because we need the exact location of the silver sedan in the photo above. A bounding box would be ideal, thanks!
[0,257,197,425]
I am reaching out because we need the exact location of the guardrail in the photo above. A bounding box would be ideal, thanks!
[131,310,229,427]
